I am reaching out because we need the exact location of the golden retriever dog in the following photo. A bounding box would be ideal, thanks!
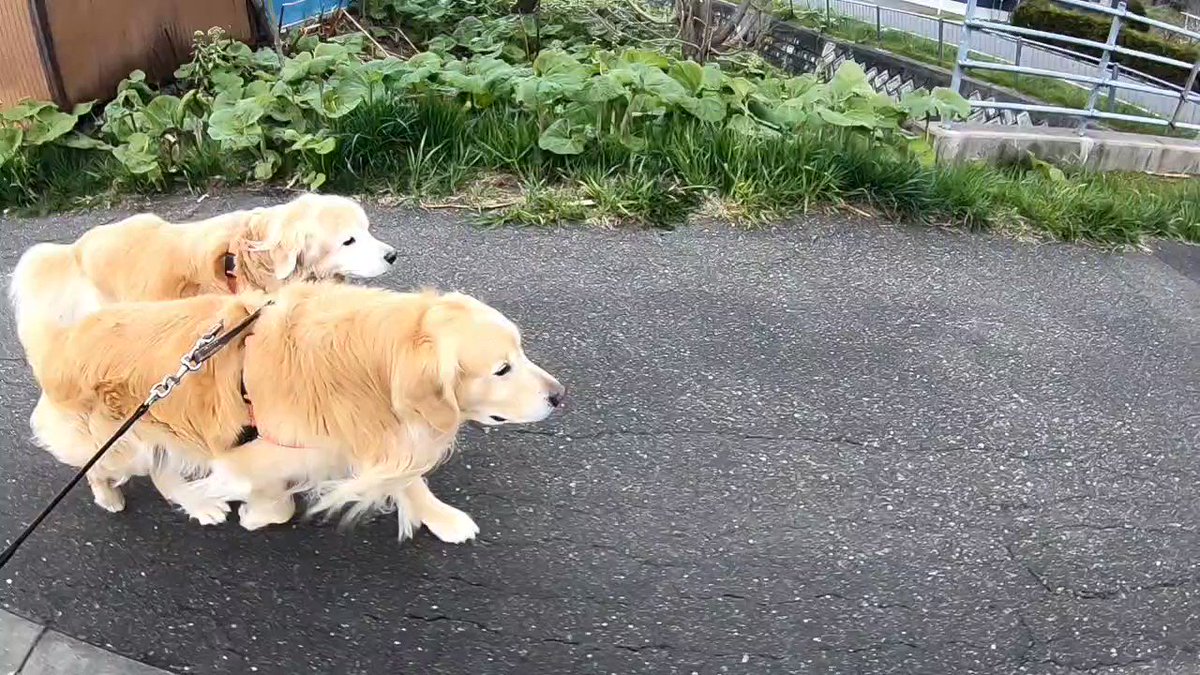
[8,193,396,325]
[13,278,564,542]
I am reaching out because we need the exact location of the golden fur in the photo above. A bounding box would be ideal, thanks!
[8,193,395,320]
[14,281,564,542]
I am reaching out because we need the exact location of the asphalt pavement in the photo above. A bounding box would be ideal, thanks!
[1,191,1198,674]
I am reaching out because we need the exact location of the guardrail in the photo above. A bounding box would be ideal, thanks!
[788,0,1199,125]
[1183,11,1199,36]
[950,0,1200,132]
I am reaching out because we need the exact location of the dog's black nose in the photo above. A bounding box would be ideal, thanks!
[548,385,566,409]
[384,250,398,264]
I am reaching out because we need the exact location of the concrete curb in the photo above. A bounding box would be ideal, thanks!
[2,610,170,675]
[930,123,1200,175]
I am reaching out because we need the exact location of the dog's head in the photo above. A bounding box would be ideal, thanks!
[395,292,564,434]
[245,194,396,285]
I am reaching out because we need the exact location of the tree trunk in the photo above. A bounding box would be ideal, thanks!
[710,0,753,45]
[675,0,759,63]
[681,0,705,61]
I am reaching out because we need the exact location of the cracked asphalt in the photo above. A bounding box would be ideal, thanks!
[1,190,1198,674]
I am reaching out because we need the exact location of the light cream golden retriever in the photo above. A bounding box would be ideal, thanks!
[8,193,395,324]
[13,280,563,542]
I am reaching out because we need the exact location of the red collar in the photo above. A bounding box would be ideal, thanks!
[223,252,239,294]
[238,338,307,450]
[244,400,305,449]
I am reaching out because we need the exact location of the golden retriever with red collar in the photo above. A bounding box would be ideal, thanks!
[8,193,395,321]
[14,280,563,542]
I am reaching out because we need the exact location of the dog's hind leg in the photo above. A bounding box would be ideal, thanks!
[202,439,304,531]
[237,486,295,531]
[30,396,143,514]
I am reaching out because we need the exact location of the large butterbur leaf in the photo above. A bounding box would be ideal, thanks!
[932,87,971,119]
[112,132,159,175]
[253,149,282,180]
[538,118,586,155]
[815,106,882,129]
[581,73,627,103]
[680,93,726,123]
[140,95,182,136]
[207,98,265,148]
[668,60,704,93]
[0,128,22,165]
[533,49,588,78]
[24,109,80,145]
[639,67,690,106]
[828,61,873,101]
[770,97,811,128]
[617,50,670,69]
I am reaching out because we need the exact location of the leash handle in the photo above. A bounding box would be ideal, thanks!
[0,301,273,572]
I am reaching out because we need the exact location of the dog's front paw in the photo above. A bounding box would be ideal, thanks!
[238,497,295,531]
[181,496,231,526]
[92,486,126,513]
[422,506,479,544]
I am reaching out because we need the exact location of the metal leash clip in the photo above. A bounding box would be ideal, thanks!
[143,321,226,406]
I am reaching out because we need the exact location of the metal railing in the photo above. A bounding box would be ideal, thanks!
[787,0,1200,125]
[950,0,1200,132]
[274,0,350,30]
[1181,10,1199,36]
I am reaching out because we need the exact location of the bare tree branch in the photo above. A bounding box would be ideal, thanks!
[624,0,673,24]
[710,0,754,45]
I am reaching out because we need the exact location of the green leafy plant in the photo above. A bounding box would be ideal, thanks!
[0,100,97,167]
[0,15,1191,246]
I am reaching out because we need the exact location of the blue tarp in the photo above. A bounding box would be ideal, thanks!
[268,0,352,29]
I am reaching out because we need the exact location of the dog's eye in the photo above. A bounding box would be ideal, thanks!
[494,363,511,376]
[342,237,356,246]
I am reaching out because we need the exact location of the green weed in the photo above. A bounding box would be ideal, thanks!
[0,14,1194,245]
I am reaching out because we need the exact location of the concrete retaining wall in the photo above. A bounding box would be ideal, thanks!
[931,124,1200,174]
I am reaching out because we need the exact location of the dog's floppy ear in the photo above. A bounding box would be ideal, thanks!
[392,300,461,435]
[245,206,307,281]
[396,297,465,429]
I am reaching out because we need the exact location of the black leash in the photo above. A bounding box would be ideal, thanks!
[0,302,272,571]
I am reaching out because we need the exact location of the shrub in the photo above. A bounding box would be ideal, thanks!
[1,28,969,198]
[1121,0,1149,31]
[1011,0,1199,90]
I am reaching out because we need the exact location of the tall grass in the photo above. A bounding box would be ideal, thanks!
[0,146,115,213]
[2,94,1195,244]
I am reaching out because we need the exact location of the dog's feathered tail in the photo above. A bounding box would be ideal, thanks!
[9,242,100,374]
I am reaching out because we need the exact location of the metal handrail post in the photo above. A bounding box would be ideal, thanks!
[1169,56,1200,130]
[949,0,979,98]
[1107,63,1120,112]
[1080,0,1125,134]
[938,18,945,63]
[1014,36,1023,86]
